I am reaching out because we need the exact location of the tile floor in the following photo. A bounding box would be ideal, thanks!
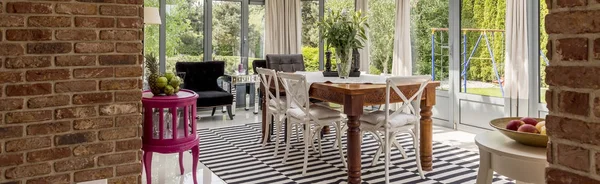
[142,108,483,184]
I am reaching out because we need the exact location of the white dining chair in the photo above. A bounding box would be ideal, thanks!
[278,72,347,175]
[359,75,431,183]
[257,68,288,156]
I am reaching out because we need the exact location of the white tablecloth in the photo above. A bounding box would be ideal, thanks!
[295,71,387,86]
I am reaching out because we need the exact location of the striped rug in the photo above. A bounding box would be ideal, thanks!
[198,123,514,184]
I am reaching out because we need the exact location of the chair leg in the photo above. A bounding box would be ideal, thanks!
[211,107,216,116]
[411,131,425,179]
[262,113,272,147]
[274,115,281,156]
[372,131,384,166]
[393,138,407,159]
[178,152,184,175]
[317,126,322,156]
[143,151,153,184]
[385,132,391,184]
[283,116,292,163]
[192,145,200,184]
[226,105,234,120]
[302,125,310,176]
[372,144,383,166]
[335,122,347,170]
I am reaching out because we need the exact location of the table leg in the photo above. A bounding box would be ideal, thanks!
[346,115,362,184]
[261,86,270,143]
[254,82,259,114]
[231,83,237,116]
[344,94,364,184]
[222,81,227,113]
[476,148,493,184]
[420,104,433,171]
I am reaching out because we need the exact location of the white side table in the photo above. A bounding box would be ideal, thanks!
[475,131,547,184]
[221,74,260,115]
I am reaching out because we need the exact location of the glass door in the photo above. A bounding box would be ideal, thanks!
[455,0,509,130]
[209,0,265,109]
[211,0,242,74]
[410,0,453,128]
[529,0,549,118]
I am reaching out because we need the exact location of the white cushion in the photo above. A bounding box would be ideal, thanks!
[269,96,286,108]
[360,110,418,128]
[269,96,299,109]
[287,105,341,120]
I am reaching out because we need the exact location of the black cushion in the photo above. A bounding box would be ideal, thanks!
[176,61,225,92]
[196,91,233,107]
[252,60,266,74]
[266,54,305,72]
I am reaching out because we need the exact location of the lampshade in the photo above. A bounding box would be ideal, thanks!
[144,7,162,25]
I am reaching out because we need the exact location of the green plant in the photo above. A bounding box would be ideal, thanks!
[319,9,368,51]
[319,9,368,76]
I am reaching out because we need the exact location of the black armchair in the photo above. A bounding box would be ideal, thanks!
[176,61,234,120]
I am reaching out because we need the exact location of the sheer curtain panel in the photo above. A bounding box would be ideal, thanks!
[265,0,302,54]
[391,0,411,76]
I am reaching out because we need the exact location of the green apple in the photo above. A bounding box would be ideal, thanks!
[164,85,175,95]
[164,72,175,81]
[156,77,168,88]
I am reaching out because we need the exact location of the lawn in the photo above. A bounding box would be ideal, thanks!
[464,88,547,103]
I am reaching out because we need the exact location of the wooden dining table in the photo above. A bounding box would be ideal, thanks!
[261,81,440,183]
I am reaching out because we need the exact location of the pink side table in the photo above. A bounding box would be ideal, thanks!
[142,89,199,184]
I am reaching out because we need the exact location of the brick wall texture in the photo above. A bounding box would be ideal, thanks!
[0,0,143,183]
[545,0,600,183]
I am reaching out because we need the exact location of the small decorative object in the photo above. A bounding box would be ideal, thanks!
[489,117,547,147]
[325,51,332,72]
[320,9,368,79]
[145,53,181,96]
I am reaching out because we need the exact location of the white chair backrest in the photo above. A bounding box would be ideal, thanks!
[256,68,280,109]
[278,72,310,118]
[384,75,431,128]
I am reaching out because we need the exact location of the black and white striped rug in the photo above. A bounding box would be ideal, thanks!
[198,123,514,184]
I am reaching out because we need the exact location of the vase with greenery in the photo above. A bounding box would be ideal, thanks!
[320,9,368,78]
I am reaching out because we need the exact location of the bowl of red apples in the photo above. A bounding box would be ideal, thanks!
[489,117,548,147]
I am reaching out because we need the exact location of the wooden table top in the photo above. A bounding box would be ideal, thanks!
[311,81,441,95]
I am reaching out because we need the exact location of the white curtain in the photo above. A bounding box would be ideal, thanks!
[356,0,371,73]
[391,0,411,76]
[504,0,528,100]
[265,0,301,54]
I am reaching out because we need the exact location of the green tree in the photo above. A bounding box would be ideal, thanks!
[301,1,320,47]
[369,0,396,74]
[411,0,449,80]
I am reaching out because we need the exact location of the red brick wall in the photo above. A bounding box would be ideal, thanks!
[545,0,600,183]
[0,0,143,183]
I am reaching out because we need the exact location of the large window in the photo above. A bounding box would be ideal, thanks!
[411,0,449,90]
[212,1,242,74]
[165,0,204,73]
[368,0,395,75]
[301,0,320,71]
[459,0,506,97]
[248,3,265,74]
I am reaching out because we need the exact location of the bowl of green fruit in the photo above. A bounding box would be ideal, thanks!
[145,53,182,96]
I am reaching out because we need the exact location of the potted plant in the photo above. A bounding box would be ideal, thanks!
[320,9,368,78]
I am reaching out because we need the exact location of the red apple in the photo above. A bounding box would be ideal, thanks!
[517,124,539,134]
[506,120,524,131]
[520,117,538,126]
